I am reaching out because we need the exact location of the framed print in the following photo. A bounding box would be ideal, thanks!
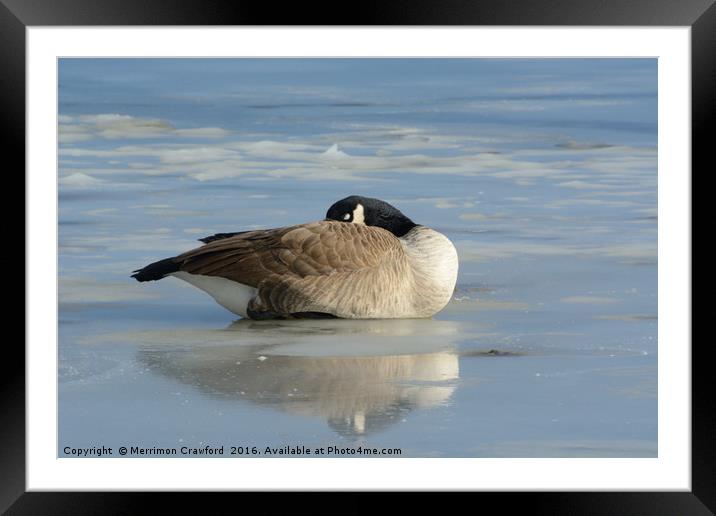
[7,0,709,511]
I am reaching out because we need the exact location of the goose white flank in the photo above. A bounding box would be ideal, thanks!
[132,195,459,319]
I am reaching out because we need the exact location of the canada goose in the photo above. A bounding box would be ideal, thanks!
[131,195,459,319]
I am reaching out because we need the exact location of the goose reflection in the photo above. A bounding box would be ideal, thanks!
[138,318,463,437]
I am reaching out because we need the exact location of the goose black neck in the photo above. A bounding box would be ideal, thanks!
[382,216,418,237]
[361,198,418,237]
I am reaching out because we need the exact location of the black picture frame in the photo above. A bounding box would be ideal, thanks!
[6,0,707,512]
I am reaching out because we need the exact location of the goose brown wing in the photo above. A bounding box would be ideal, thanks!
[174,220,402,288]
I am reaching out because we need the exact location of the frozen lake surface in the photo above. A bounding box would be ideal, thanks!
[58,59,657,457]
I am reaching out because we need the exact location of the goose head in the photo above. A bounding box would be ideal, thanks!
[325,195,418,237]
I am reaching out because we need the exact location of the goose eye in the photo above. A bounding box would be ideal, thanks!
[343,213,351,220]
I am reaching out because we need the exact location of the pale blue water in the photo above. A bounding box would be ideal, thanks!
[58,59,657,457]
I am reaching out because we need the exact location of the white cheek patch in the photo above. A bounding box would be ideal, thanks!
[352,203,365,225]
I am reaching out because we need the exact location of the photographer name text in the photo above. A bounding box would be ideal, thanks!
[62,445,402,457]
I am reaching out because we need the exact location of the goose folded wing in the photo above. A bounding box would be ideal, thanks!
[173,221,401,287]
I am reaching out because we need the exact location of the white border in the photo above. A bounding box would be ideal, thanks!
[27,27,691,491]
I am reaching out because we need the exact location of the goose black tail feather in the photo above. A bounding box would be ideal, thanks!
[198,231,249,244]
[131,257,180,282]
